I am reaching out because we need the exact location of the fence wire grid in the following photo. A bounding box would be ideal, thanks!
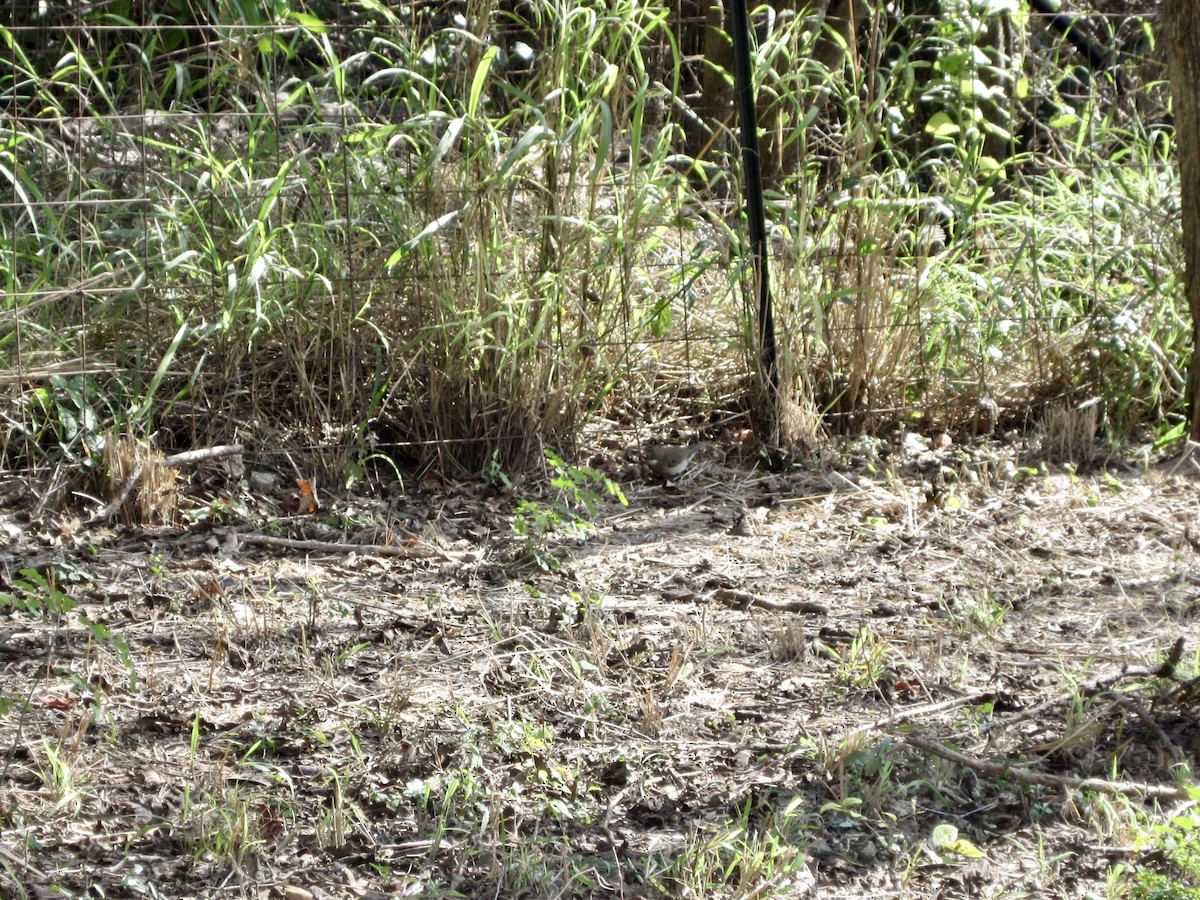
[0,1,1181,484]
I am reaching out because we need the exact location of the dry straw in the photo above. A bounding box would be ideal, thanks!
[101,434,178,524]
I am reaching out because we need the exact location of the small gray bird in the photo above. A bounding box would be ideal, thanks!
[644,441,712,478]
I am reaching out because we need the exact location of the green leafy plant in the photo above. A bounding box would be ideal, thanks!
[511,450,627,570]
[938,588,1011,636]
[1110,786,1200,900]
[825,626,895,691]
[656,794,811,896]
[16,375,114,467]
[0,568,136,688]
[0,568,77,620]
[36,740,91,818]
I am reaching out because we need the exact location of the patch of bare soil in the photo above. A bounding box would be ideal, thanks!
[1,441,1197,899]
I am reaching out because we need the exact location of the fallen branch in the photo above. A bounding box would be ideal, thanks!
[85,443,242,525]
[239,532,481,564]
[753,694,982,774]
[902,733,1192,802]
[162,444,244,467]
[709,587,828,615]
[978,639,1185,738]
[85,461,142,526]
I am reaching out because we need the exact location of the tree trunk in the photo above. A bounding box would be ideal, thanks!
[1162,1,1200,440]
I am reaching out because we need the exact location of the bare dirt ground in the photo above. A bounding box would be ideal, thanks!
[1,438,1198,899]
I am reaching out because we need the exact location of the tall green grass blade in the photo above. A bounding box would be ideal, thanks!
[468,46,498,119]
[128,322,188,425]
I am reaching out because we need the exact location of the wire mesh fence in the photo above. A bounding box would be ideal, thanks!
[0,1,1180,488]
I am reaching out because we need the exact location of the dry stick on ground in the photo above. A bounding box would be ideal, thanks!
[709,587,829,615]
[0,842,49,884]
[902,733,1192,802]
[86,443,244,525]
[161,443,244,467]
[977,652,1184,738]
[85,461,142,526]
[753,694,986,774]
[238,532,481,564]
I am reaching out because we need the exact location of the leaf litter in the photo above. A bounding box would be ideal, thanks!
[0,439,1197,898]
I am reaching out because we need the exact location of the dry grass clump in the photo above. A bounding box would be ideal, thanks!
[1040,400,1100,463]
[771,618,808,662]
[101,434,177,524]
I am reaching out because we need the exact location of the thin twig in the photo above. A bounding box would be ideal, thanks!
[85,461,142,526]
[1102,691,1186,765]
[0,842,49,882]
[977,661,1167,737]
[1167,439,1200,475]
[902,733,1191,802]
